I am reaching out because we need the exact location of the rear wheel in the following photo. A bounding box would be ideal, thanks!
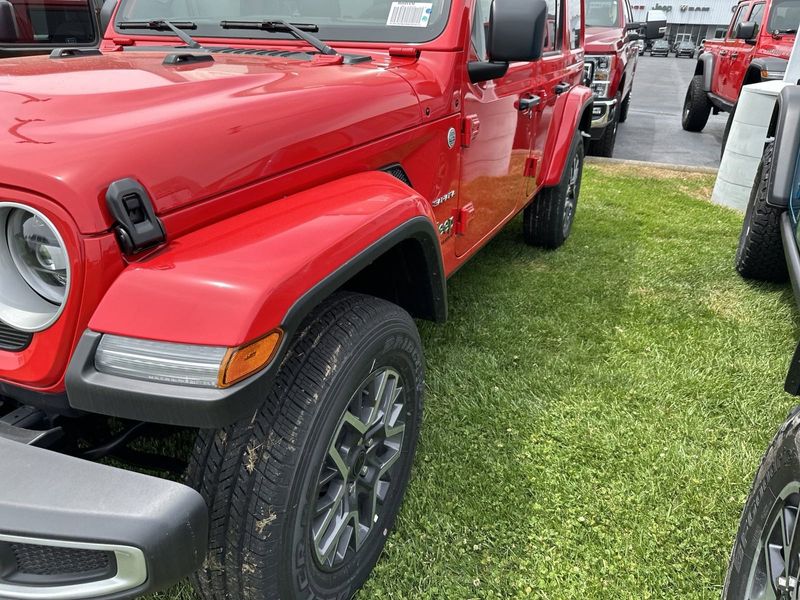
[682,74,712,132]
[735,140,788,283]
[723,407,800,599]
[188,292,424,600]
[524,130,584,249]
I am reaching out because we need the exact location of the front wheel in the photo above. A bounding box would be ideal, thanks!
[618,92,631,123]
[723,407,800,599]
[735,140,788,282]
[188,292,424,600]
[523,130,584,249]
[682,74,712,132]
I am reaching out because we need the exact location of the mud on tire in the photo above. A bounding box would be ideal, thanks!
[187,292,424,600]
[735,141,788,283]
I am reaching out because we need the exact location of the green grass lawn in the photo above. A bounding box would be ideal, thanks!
[154,163,800,599]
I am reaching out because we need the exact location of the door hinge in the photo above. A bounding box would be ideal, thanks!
[106,178,166,255]
[461,114,480,148]
[453,203,475,235]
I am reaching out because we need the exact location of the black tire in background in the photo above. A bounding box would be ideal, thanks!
[723,407,800,599]
[524,130,584,249]
[722,104,737,159]
[682,74,712,132]
[735,141,789,283]
[588,92,620,158]
[188,292,424,600]
[618,91,631,124]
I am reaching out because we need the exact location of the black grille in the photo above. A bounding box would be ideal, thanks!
[10,543,113,576]
[382,164,412,187]
[0,322,32,352]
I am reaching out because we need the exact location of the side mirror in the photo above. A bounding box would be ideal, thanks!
[0,1,18,43]
[468,0,548,84]
[644,9,667,39]
[735,21,757,41]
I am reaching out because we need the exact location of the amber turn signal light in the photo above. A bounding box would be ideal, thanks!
[219,331,282,388]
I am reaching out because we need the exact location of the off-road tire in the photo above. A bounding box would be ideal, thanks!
[524,130,584,249]
[188,292,424,600]
[588,92,620,158]
[723,406,800,599]
[618,92,631,124]
[682,74,712,132]
[735,141,788,283]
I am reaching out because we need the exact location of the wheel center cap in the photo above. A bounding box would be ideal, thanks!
[353,449,367,476]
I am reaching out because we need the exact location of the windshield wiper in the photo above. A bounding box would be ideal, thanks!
[220,20,337,55]
[118,20,205,50]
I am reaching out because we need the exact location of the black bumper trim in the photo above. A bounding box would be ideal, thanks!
[0,438,208,599]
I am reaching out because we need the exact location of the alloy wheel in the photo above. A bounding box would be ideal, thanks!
[746,484,800,599]
[310,368,407,570]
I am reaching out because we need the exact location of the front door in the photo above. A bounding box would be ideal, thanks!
[717,2,750,100]
[455,0,538,257]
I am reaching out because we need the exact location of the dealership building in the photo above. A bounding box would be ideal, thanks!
[631,0,738,43]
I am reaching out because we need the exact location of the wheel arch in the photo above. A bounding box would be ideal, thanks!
[695,53,714,91]
[541,86,593,187]
[766,85,800,208]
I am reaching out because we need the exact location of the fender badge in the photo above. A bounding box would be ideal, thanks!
[447,127,457,149]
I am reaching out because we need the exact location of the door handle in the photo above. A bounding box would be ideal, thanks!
[554,82,571,94]
[517,95,541,111]
[731,52,739,58]
[720,49,728,56]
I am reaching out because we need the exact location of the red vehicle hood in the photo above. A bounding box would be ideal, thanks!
[585,26,624,53]
[755,33,795,59]
[0,51,422,233]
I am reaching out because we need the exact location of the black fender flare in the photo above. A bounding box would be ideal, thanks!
[767,85,800,208]
[696,52,714,91]
[747,57,789,84]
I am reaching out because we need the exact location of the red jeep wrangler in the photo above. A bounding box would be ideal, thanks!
[682,0,799,136]
[0,0,592,599]
[582,0,665,156]
[0,0,111,57]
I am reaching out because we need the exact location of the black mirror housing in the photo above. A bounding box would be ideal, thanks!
[488,0,548,63]
[0,1,17,43]
[735,21,757,40]
[644,10,667,39]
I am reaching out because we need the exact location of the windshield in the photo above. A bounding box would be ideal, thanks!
[115,0,451,44]
[1,0,96,45]
[768,0,800,32]
[585,0,619,27]
[653,39,667,47]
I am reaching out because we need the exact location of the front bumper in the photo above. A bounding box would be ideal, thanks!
[590,98,618,139]
[0,436,208,599]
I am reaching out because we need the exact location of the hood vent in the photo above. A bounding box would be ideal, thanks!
[211,47,314,60]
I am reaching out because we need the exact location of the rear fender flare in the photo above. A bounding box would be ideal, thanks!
[541,86,593,187]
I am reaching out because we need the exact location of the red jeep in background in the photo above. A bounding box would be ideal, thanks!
[582,0,664,156]
[0,0,111,57]
[682,0,799,136]
[0,0,592,599]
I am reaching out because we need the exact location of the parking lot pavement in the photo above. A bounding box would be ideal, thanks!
[614,54,728,169]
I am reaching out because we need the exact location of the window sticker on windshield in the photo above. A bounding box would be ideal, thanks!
[387,2,434,27]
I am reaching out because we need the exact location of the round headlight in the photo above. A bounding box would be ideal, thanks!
[0,204,70,332]
[7,209,68,304]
